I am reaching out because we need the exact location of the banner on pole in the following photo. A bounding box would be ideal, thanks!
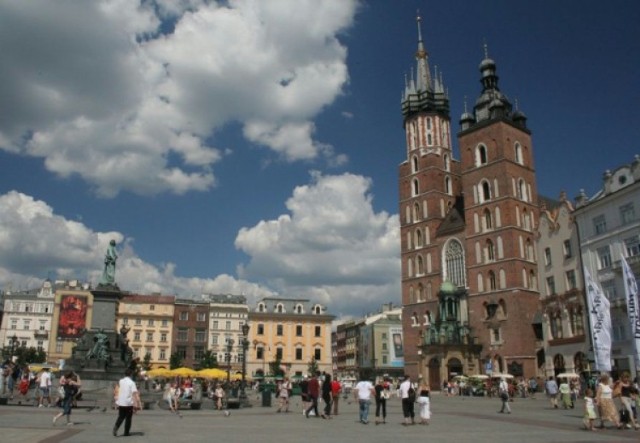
[621,255,640,367]
[584,267,612,372]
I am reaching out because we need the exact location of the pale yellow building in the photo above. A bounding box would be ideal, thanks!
[117,294,175,368]
[247,297,334,378]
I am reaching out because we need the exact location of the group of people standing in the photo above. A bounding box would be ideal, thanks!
[544,372,640,431]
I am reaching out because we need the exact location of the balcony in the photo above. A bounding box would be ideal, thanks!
[34,330,49,339]
[613,254,640,271]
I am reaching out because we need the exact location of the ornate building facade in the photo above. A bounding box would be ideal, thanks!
[400,15,541,388]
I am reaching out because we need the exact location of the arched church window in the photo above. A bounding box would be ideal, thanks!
[444,239,466,287]
[476,144,488,166]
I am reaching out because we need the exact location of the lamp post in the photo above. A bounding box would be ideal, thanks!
[226,338,234,385]
[9,334,18,362]
[240,323,250,407]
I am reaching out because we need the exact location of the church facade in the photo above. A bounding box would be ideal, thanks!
[399,16,541,388]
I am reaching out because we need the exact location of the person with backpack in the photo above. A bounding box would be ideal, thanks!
[400,374,415,426]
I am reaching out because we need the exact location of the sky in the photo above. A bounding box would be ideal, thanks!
[0,0,638,321]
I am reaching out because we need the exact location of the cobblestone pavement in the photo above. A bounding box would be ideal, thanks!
[0,393,638,443]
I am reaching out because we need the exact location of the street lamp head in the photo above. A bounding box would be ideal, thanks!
[11,335,17,344]
[242,322,250,337]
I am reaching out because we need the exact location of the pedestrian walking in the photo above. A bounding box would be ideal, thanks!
[37,367,53,407]
[374,377,388,425]
[321,373,332,419]
[399,375,416,425]
[276,377,291,413]
[113,368,141,437]
[52,371,80,426]
[353,376,375,424]
[498,377,511,414]
[304,372,320,418]
[545,376,559,409]
[417,379,431,424]
[330,377,342,415]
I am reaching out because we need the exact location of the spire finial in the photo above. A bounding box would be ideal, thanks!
[483,39,489,59]
[416,10,423,42]
[464,96,469,113]
[515,98,519,110]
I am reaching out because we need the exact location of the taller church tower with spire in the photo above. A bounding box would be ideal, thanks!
[400,16,541,387]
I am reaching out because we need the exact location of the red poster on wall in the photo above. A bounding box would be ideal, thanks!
[58,294,88,339]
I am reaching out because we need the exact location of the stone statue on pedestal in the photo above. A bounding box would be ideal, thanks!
[99,239,118,287]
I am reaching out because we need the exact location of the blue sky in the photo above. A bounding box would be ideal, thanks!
[0,0,638,319]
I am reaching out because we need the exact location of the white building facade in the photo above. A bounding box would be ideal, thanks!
[573,155,640,378]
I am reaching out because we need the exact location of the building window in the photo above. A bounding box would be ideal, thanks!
[486,239,495,262]
[314,348,321,360]
[514,142,523,165]
[257,324,264,335]
[550,312,563,339]
[225,321,231,330]
[150,305,155,311]
[134,332,141,342]
[146,332,153,342]
[197,312,206,322]
[566,270,577,290]
[613,322,626,341]
[194,346,205,360]
[212,320,218,330]
[160,349,166,360]
[148,319,154,326]
[602,280,617,300]
[488,271,497,290]
[546,277,556,295]
[296,325,303,336]
[314,326,321,337]
[276,347,283,359]
[624,236,640,257]
[563,240,572,258]
[256,347,264,360]
[56,341,63,353]
[295,348,303,360]
[162,319,168,327]
[195,329,206,343]
[569,306,584,336]
[212,335,218,346]
[593,215,607,235]
[176,346,187,359]
[122,317,129,325]
[276,324,283,336]
[481,181,491,202]
[160,333,167,343]
[444,239,466,287]
[177,328,188,341]
[476,144,488,166]
[620,203,635,225]
[135,318,141,325]
[490,328,501,344]
[179,311,188,321]
[484,208,493,230]
[597,246,612,269]
[544,248,552,266]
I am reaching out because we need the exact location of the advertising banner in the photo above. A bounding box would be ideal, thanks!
[57,294,88,339]
[389,327,404,368]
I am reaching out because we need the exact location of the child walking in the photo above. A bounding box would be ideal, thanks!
[582,388,597,431]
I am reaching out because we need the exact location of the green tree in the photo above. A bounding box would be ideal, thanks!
[169,352,183,370]
[269,356,284,377]
[307,357,319,376]
[12,346,46,366]
[142,353,152,371]
[198,350,218,369]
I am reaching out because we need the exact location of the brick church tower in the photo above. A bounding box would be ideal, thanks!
[400,15,541,388]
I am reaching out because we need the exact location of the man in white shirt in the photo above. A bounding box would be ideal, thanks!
[498,378,511,414]
[399,375,415,425]
[113,368,141,437]
[353,377,375,424]
[38,368,52,407]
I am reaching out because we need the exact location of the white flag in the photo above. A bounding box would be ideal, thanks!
[621,256,640,367]
[584,267,612,372]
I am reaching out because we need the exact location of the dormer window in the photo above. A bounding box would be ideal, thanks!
[258,303,265,313]
[313,305,322,315]
[295,304,304,314]
[276,303,284,313]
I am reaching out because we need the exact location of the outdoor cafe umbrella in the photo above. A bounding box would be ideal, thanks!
[146,367,173,378]
[556,372,579,379]
[491,373,514,379]
[197,368,227,379]
[469,374,489,380]
[170,367,199,378]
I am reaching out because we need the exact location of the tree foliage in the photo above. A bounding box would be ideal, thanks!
[169,352,183,370]
[198,350,218,369]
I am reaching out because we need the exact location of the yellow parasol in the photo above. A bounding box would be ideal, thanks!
[147,367,173,378]
[197,368,228,379]
[170,367,199,377]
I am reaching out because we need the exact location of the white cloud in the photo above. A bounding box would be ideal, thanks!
[0,190,274,304]
[0,172,400,319]
[235,172,401,317]
[0,0,357,196]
